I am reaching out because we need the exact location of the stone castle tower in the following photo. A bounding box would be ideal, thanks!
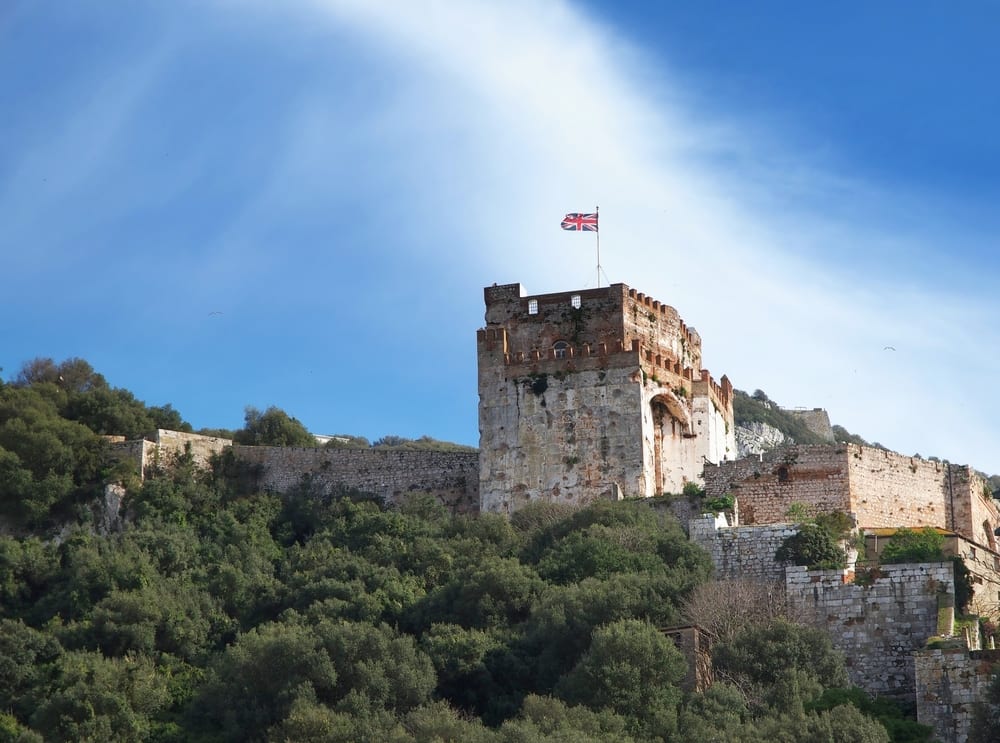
[477,282,735,513]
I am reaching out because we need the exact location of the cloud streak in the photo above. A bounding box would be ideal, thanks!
[224,0,999,470]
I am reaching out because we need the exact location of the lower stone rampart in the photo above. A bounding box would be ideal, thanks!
[232,445,480,514]
[689,515,798,582]
[786,563,953,700]
[915,647,1000,743]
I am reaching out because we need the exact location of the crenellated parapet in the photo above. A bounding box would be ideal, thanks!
[478,281,734,510]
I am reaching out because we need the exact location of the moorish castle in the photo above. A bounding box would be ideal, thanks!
[111,281,1000,742]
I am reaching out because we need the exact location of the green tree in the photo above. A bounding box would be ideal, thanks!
[713,619,849,714]
[499,695,635,743]
[30,650,170,743]
[189,621,339,742]
[776,522,847,569]
[555,619,686,739]
[420,622,507,713]
[879,527,945,563]
[0,619,63,724]
[313,619,437,713]
[234,406,316,447]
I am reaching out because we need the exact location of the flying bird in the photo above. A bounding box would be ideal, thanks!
[208,311,224,317]
[883,346,896,351]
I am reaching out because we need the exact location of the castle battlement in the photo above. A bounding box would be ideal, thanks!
[478,281,735,512]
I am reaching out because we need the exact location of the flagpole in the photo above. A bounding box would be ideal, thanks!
[596,205,601,288]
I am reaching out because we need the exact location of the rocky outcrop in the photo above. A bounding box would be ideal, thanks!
[735,421,787,458]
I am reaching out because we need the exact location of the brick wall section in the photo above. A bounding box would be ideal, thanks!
[914,647,1000,743]
[703,446,851,525]
[786,563,953,700]
[232,445,480,514]
[689,515,799,581]
[704,445,1000,550]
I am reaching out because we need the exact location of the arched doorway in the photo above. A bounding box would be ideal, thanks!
[650,392,690,495]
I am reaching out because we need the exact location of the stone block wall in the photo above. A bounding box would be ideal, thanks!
[703,446,851,525]
[661,625,713,692]
[786,563,953,700]
[151,429,232,472]
[689,515,799,582]
[233,445,480,514]
[478,282,734,512]
[705,445,1000,551]
[110,430,233,479]
[866,530,1000,620]
[914,647,1000,743]
[846,447,953,530]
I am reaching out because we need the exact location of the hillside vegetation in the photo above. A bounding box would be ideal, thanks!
[0,359,933,741]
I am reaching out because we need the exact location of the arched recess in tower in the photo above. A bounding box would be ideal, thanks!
[650,392,691,495]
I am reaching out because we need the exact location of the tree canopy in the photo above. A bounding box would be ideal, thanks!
[0,359,928,741]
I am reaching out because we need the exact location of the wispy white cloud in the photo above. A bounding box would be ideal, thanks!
[220,0,1000,469]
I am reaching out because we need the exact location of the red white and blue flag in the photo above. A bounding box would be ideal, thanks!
[561,212,599,232]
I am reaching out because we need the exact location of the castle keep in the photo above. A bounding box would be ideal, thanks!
[477,282,735,513]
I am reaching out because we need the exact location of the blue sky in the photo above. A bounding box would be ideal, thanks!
[3,1,999,473]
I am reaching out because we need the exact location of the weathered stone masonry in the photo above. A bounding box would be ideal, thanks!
[786,563,954,701]
[704,444,1000,546]
[233,445,479,514]
[689,514,799,583]
[915,647,1000,743]
[478,282,735,513]
[111,430,480,514]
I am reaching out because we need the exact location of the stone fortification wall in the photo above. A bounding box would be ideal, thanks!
[786,563,953,700]
[953,469,1000,552]
[151,429,232,471]
[914,647,1000,743]
[866,530,1000,620]
[846,447,954,530]
[705,445,1000,550]
[478,282,734,511]
[478,357,643,513]
[232,445,479,514]
[109,438,149,475]
[703,446,851,525]
[689,514,798,582]
[784,408,835,442]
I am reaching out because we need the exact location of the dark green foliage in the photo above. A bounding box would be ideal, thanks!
[713,619,849,714]
[555,619,685,739]
[833,424,872,446]
[190,621,339,741]
[373,434,477,452]
[0,362,927,740]
[952,556,974,615]
[879,527,945,563]
[233,405,316,447]
[808,687,933,742]
[704,492,735,513]
[30,650,171,743]
[776,522,847,569]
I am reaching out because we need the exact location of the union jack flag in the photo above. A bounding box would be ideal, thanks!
[561,212,599,232]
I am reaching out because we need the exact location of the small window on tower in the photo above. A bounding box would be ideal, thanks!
[528,299,538,315]
[571,294,581,309]
[553,341,569,359]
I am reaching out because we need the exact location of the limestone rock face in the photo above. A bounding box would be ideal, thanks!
[735,421,787,458]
